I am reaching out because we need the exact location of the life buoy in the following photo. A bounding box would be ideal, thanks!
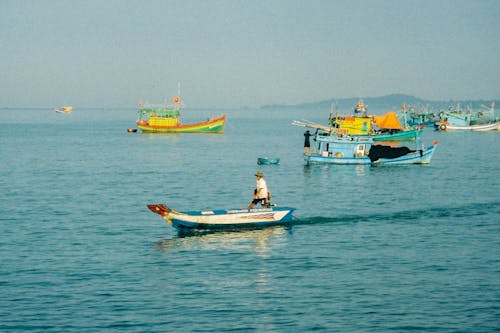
[439,124,446,131]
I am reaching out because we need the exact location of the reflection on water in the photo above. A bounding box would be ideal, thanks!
[355,164,366,176]
[156,225,291,256]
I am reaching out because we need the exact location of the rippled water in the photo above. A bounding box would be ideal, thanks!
[1,108,499,332]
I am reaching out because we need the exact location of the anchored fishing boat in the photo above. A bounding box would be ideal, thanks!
[435,121,499,131]
[293,117,422,142]
[298,102,422,141]
[408,105,439,126]
[147,204,295,229]
[434,102,499,131]
[135,86,226,133]
[304,132,437,166]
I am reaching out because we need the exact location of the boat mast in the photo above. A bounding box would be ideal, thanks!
[402,103,409,129]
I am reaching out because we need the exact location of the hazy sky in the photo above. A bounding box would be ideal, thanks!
[1,0,499,108]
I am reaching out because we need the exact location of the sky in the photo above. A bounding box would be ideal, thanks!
[1,0,499,108]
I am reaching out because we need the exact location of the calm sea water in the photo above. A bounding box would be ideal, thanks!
[1,107,499,332]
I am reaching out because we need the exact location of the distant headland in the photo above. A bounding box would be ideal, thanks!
[260,93,497,111]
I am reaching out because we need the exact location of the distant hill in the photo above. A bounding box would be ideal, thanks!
[260,94,497,112]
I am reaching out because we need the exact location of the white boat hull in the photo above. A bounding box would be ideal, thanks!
[306,144,437,166]
[435,121,499,131]
[148,204,295,229]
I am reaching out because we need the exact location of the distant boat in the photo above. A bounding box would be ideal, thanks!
[304,132,437,166]
[434,102,499,131]
[353,99,368,116]
[54,106,73,113]
[147,204,295,229]
[407,105,439,126]
[434,121,499,131]
[135,85,226,134]
[257,157,280,165]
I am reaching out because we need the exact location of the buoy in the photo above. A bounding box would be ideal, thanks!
[127,128,137,133]
[439,124,446,131]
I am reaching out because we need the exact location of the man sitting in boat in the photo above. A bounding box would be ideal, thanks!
[248,171,270,209]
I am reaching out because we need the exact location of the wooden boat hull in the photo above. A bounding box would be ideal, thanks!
[434,121,499,131]
[306,144,437,166]
[349,127,421,141]
[148,204,295,229]
[137,114,226,133]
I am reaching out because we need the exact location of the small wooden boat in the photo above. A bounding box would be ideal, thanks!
[257,157,280,165]
[147,204,295,229]
[54,106,73,113]
[305,133,438,166]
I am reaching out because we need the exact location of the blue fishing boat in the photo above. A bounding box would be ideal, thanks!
[257,157,280,165]
[408,106,439,126]
[147,204,295,229]
[434,102,499,131]
[305,132,437,166]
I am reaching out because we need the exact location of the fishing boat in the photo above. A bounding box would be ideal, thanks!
[434,102,499,131]
[369,111,423,141]
[257,157,280,165]
[135,88,226,133]
[353,99,368,116]
[304,132,437,166]
[147,204,295,229]
[293,113,422,141]
[54,106,73,113]
[325,103,422,141]
[408,105,439,126]
[434,121,499,131]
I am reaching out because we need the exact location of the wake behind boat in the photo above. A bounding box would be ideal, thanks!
[147,204,295,229]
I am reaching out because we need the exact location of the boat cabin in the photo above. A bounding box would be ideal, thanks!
[315,133,372,159]
[137,108,181,127]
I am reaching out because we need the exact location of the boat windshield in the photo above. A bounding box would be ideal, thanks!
[138,108,180,118]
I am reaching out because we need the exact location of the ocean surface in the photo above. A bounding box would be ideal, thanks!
[1,107,499,332]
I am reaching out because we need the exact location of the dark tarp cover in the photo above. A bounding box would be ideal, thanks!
[368,145,418,162]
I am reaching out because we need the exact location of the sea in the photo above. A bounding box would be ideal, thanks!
[1,107,499,332]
